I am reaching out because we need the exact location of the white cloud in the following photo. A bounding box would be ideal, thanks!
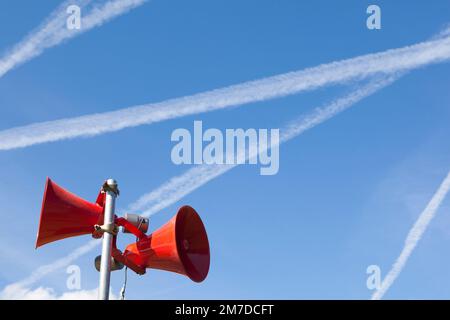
[1,284,56,300]
[0,284,117,300]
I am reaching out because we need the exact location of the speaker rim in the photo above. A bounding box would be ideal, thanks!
[175,205,210,282]
[35,177,52,248]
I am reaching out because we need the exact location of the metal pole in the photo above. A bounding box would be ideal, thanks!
[98,179,118,300]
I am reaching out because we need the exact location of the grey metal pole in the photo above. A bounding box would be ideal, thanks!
[98,179,118,300]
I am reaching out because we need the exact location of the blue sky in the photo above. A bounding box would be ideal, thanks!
[0,0,450,299]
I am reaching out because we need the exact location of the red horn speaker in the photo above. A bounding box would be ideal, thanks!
[122,206,210,282]
[36,178,104,248]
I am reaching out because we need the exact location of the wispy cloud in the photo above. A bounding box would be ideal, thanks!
[4,240,99,291]
[0,75,397,297]
[371,170,450,300]
[0,31,449,151]
[0,0,147,79]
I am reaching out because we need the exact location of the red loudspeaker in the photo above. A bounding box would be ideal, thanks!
[36,178,104,248]
[122,206,210,282]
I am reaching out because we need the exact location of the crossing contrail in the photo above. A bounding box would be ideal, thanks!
[0,31,449,151]
[134,75,399,217]
[0,75,397,296]
[371,170,450,300]
[0,0,148,80]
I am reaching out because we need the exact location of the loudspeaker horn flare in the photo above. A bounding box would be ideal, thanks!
[36,178,104,248]
[123,206,210,282]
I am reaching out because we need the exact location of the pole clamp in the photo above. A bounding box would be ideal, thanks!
[94,223,119,236]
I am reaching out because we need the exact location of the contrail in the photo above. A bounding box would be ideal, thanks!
[1,240,99,292]
[0,0,148,79]
[1,32,450,150]
[371,170,450,300]
[134,75,400,218]
[0,76,397,295]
